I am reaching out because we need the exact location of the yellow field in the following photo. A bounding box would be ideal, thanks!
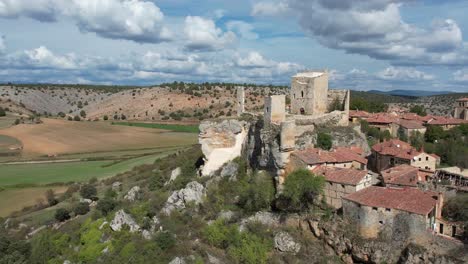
[0,118,197,158]
[0,186,67,217]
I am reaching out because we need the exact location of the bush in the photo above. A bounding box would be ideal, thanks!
[154,231,176,250]
[279,169,325,211]
[316,132,332,150]
[0,107,6,117]
[410,105,426,116]
[45,189,58,207]
[74,203,90,215]
[80,184,97,200]
[238,172,275,213]
[73,115,81,121]
[55,208,71,222]
[103,115,109,121]
[80,110,86,118]
[96,197,116,216]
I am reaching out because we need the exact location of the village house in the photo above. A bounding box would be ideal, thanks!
[426,116,467,130]
[400,113,434,123]
[365,113,399,136]
[312,166,374,209]
[342,186,440,239]
[290,146,368,171]
[380,164,433,188]
[397,119,426,138]
[370,139,438,172]
[349,110,371,123]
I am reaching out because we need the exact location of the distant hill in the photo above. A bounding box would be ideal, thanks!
[367,89,457,97]
[350,90,414,103]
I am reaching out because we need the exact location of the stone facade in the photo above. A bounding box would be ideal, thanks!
[290,71,329,115]
[264,95,286,124]
[236,86,245,116]
[323,173,373,209]
[453,98,468,120]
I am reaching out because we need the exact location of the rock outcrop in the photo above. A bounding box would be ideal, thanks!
[124,186,142,202]
[199,119,249,176]
[110,210,140,232]
[220,162,238,179]
[274,232,301,254]
[165,167,181,186]
[162,181,206,215]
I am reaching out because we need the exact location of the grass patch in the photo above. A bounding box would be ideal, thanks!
[113,122,199,133]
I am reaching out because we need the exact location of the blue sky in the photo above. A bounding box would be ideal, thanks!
[0,0,468,92]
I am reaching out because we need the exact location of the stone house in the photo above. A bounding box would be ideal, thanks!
[349,110,370,123]
[312,166,373,209]
[453,97,468,121]
[370,139,438,172]
[291,147,368,171]
[397,119,426,138]
[365,113,399,137]
[343,186,439,239]
[380,164,433,188]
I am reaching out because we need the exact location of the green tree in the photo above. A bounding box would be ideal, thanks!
[0,107,6,117]
[80,184,97,200]
[328,97,342,112]
[96,197,116,216]
[103,115,109,121]
[409,131,424,151]
[409,105,427,116]
[80,110,86,118]
[54,208,71,222]
[316,132,332,150]
[425,125,445,143]
[280,169,325,211]
[238,172,275,213]
[154,231,176,250]
[74,202,90,215]
[398,126,408,142]
[73,115,81,121]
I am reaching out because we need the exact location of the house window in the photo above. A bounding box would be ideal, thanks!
[372,207,378,211]
[386,208,391,212]
[341,184,345,189]
[426,157,429,161]
[379,220,384,225]
[418,158,421,161]
[266,107,269,113]
[293,93,295,99]
[329,182,333,186]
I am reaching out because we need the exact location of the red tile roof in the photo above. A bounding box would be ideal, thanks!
[381,164,432,187]
[398,119,425,129]
[427,116,467,125]
[312,166,368,185]
[343,186,437,215]
[294,147,368,166]
[372,139,422,160]
[400,113,434,123]
[366,113,399,124]
[456,98,468,102]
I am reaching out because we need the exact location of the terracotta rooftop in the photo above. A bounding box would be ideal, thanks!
[343,186,437,215]
[381,164,433,187]
[398,119,425,129]
[400,113,434,123]
[372,139,422,160]
[294,147,368,166]
[456,98,468,102]
[426,116,467,125]
[366,113,399,124]
[312,166,368,185]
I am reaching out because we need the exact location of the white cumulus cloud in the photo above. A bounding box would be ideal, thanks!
[0,0,172,43]
[184,16,237,52]
[226,21,258,40]
[376,67,434,81]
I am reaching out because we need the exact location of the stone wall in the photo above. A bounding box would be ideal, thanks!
[264,95,286,124]
[327,89,350,112]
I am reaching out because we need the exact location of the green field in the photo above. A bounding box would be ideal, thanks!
[113,122,199,133]
[0,150,179,187]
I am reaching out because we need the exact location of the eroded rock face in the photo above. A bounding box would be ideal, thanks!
[274,232,301,254]
[162,181,206,215]
[112,181,122,191]
[110,210,140,232]
[124,186,142,202]
[220,162,238,179]
[165,167,181,186]
[199,119,249,176]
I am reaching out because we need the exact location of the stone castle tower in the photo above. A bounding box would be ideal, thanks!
[290,70,328,115]
[453,98,468,120]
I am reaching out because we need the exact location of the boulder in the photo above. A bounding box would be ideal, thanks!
[110,210,140,232]
[220,162,238,179]
[240,211,281,231]
[274,232,301,254]
[218,210,235,221]
[141,230,152,240]
[168,257,186,264]
[165,167,181,186]
[124,186,141,202]
[162,181,206,215]
[79,198,93,204]
[112,181,122,191]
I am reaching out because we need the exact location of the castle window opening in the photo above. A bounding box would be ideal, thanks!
[301,91,304,98]
[372,207,378,211]
[300,108,305,115]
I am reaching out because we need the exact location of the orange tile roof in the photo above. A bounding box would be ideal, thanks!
[372,139,422,160]
[367,113,399,124]
[400,113,434,123]
[381,164,432,187]
[343,186,437,215]
[456,98,468,102]
[398,119,425,129]
[349,110,371,118]
[294,147,368,166]
[427,116,467,125]
[312,166,368,185]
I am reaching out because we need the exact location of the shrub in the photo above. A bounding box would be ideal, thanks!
[55,208,71,222]
[0,107,6,117]
[74,203,90,215]
[316,132,332,150]
[238,172,275,213]
[80,184,97,200]
[73,115,81,121]
[280,169,325,211]
[103,115,109,120]
[45,189,58,207]
[154,231,176,250]
[96,197,116,216]
[57,112,66,118]
[410,105,427,116]
[80,110,86,118]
